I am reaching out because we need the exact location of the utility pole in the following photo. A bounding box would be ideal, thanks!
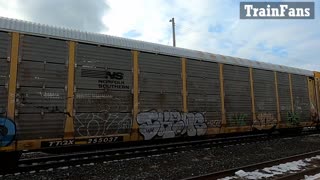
[169,17,176,47]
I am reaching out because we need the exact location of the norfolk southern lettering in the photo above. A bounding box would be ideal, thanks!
[98,80,129,89]
[81,68,130,90]
[240,2,314,19]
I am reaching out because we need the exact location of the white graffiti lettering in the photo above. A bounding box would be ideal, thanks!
[137,110,207,140]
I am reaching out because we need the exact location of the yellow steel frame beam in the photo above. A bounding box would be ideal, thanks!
[131,50,139,141]
[7,32,20,120]
[274,72,281,124]
[64,41,76,138]
[289,74,294,113]
[181,58,188,113]
[249,68,256,121]
[219,64,226,128]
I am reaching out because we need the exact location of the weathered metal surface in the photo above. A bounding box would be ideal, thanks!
[139,92,182,111]
[187,77,220,94]
[277,72,292,123]
[0,86,6,116]
[0,31,10,59]
[0,17,313,76]
[15,35,68,139]
[74,112,132,137]
[139,53,182,111]
[18,60,67,88]
[253,69,277,127]
[139,53,181,75]
[292,74,310,122]
[74,43,133,137]
[15,113,65,139]
[187,60,221,128]
[75,90,132,113]
[186,59,220,78]
[139,72,181,93]
[224,65,252,126]
[76,43,132,70]
[16,87,66,113]
[20,35,68,64]
[0,32,10,116]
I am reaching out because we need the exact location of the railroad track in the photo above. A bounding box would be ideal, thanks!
[2,129,319,176]
[186,149,320,180]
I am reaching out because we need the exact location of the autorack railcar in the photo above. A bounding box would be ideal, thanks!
[0,17,319,165]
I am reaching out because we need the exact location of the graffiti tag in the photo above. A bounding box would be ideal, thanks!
[137,110,207,140]
[0,117,16,147]
[254,113,277,127]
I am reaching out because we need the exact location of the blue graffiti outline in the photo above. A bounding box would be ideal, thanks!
[0,117,16,147]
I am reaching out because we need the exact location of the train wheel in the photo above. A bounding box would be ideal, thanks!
[0,151,21,171]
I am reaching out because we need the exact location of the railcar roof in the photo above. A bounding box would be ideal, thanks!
[0,17,313,76]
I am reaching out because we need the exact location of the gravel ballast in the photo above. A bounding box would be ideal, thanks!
[2,134,320,180]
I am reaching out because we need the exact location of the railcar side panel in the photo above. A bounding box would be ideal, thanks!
[186,60,221,129]
[0,32,10,117]
[74,43,133,137]
[138,53,187,140]
[253,69,277,129]
[138,53,182,111]
[291,74,310,122]
[223,65,252,126]
[15,35,68,140]
[277,72,292,124]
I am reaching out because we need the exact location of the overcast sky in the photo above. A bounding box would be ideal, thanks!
[0,0,319,71]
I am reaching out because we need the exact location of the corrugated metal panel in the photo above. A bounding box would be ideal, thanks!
[18,60,67,88]
[277,72,291,122]
[187,77,220,95]
[75,90,132,113]
[0,59,8,85]
[0,87,6,116]
[76,43,132,70]
[139,53,182,111]
[224,65,252,126]
[15,35,67,139]
[0,17,313,76]
[186,60,219,78]
[16,87,66,113]
[74,43,132,137]
[74,112,132,136]
[186,60,221,128]
[292,74,310,122]
[15,113,65,140]
[0,31,10,116]
[0,31,10,59]
[20,35,68,64]
[139,92,182,111]
[253,69,277,126]
[139,53,181,75]
[188,94,220,112]
[139,72,181,93]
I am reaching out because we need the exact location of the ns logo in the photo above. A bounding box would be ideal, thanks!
[106,71,124,80]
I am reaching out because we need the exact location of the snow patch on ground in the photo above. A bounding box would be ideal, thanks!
[304,172,320,180]
[218,155,320,180]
